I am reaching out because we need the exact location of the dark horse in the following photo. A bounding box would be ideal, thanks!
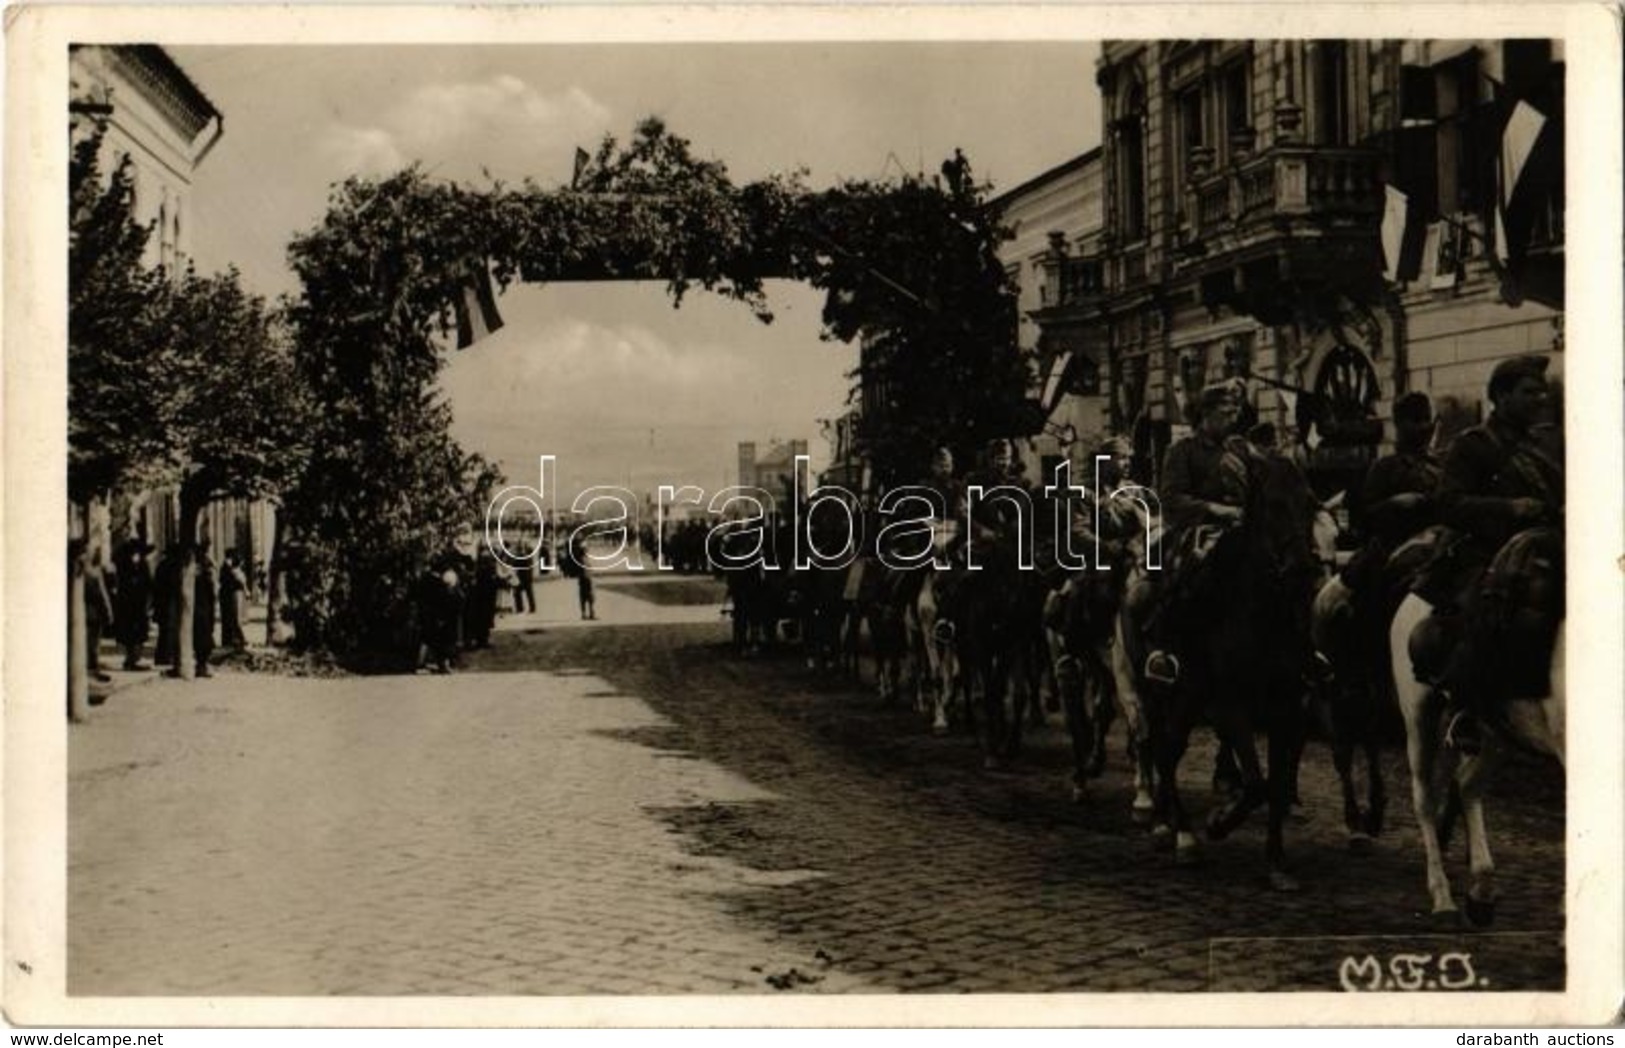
[953,538,1050,771]
[1309,526,1445,848]
[1132,449,1320,889]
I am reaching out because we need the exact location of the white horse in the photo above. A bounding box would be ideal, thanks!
[1388,593,1565,924]
[906,518,963,735]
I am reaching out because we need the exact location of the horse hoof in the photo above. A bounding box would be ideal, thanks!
[1206,808,1237,842]
[1268,869,1302,893]
[1150,823,1174,850]
[931,721,949,737]
[1131,800,1155,826]
[1465,896,1497,929]
[1427,907,1461,931]
[1347,831,1375,854]
[1175,838,1201,867]
[982,755,1008,773]
[1070,783,1087,805]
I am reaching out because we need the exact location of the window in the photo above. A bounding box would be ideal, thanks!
[1115,82,1147,241]
[1313,41,1352,145]
[1433,50,1486,216]
[1218,61,1251,163]
[1176,85,1204,188]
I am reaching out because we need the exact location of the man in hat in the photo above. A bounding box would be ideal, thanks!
[1336,392,1444,601]
[1124,381,1250,683]
[1415,355,1563,747]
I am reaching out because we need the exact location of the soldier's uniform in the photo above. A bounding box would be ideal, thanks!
[1124,383,1250,682]
[1414,356,1564,742]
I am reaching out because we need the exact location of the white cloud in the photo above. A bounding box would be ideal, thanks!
[320,75,612,182]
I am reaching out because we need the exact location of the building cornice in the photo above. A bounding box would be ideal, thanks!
[101,45,221,144]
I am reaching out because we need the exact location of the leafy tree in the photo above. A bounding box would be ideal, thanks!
[283,172,505,658]
[68,120,174,505]
[162,268,313,542]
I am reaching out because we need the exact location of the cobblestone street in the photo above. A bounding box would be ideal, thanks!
[69,574,1565,996]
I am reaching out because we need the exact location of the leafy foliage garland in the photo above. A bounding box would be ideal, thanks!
[284,118,1029,656]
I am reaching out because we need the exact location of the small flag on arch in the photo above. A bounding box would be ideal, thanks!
[454,261,504,350]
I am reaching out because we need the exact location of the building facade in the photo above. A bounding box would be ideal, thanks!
[1075,39,1563,496]
[991,149,1109,487]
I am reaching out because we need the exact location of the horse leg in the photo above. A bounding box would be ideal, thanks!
[1455,741,1508,928]
[1206,719,1268,841]
[1265,685,1308,892]
[978,655,1010,770]
[1391,593,1458,918]
[1111,615,1156,823]
[1332,730,1367,847]
[1051,631,1092,801]
[1365,734,1388,838]
[1150,698,1198,865]
[1085,646,1116,778]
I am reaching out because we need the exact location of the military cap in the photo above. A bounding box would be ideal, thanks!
[1487,355,1550,401]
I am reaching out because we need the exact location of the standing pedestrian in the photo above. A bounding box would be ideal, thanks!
[84,540,115,683]
[192,538,218,678]
[514,549,537,614]
[152,544,180,669]
[560,534,596,620]
[219,549,248,651]
[113,536,154,670]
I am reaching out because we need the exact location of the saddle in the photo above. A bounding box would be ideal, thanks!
[1410,527,1564,702]
[1468,526,1564,699]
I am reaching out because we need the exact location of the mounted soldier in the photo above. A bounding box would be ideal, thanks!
[1123,380,1250,685]
[1410,355,1564,749]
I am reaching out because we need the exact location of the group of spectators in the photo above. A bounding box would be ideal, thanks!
[412,533,592,674]
[84,534,257,681]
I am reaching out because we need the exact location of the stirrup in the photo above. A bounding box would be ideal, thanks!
[1144,650,1180,685]
[932,620,956,645]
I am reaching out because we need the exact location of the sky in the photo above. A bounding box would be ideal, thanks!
[170,42,1103,499]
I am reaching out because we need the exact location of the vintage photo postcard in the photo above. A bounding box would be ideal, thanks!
[6,2,1621,1030]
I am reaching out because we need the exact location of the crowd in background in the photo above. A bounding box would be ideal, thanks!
[81,534,261,681]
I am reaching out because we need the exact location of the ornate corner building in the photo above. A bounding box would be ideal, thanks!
[1022,40,1563,497]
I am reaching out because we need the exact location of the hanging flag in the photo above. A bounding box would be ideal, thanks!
[1379,185,1429,284]
[572,147,591,188]
[454,261,504,350]
[1494,99,1550,266]
[1041,350,1073,413]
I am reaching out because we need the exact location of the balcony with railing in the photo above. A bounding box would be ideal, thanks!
[1034,232,1108,318]
[1184,144,1382,247]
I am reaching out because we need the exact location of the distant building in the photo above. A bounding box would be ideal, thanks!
[736,438,809,499]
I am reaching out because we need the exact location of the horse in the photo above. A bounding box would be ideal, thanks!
[1044,487,1156,802]
[1308,526,1445,849]
[1121,448,1321,889]
[953,548,1049,770]
[846,554,912,703]
[1387,525,1565,925]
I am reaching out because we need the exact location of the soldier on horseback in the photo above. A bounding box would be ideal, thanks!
[1124,381,1250,684]
[1412,355,1564,750]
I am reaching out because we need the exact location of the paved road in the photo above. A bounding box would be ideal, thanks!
[69,572,1565,995]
